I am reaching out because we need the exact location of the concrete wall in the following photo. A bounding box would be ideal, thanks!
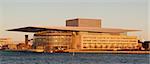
[66,18,101,28]
[79,32,139,50]
[78,19,101,28]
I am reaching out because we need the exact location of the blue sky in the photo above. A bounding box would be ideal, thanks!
[0,0,149,41]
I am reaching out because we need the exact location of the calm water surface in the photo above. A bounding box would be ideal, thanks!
[0,51,149,64]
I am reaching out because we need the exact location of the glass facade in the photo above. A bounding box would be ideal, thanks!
[32,30,72,51]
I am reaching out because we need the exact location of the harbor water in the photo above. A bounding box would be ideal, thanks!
[0,51,149,64]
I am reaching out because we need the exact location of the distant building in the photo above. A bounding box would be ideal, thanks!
[2,44,17,50]
[7,18,140,52]
[0,38,12,49]
[17,43,31,50]
[0,38,12,47]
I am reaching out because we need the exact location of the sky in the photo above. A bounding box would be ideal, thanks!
[0,0,149,41]
[148,0,150,41]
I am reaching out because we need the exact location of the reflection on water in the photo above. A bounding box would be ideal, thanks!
[0,51,149,64]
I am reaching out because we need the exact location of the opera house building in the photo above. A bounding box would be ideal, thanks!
[8,18,141,52]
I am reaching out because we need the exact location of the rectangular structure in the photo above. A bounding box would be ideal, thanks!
[79,32,139,50]
[66,18,101,28]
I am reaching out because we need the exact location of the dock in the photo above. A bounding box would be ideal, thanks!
[66,50,150,54]
[2,49,150,54]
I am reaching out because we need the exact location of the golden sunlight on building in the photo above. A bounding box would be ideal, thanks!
[7,18,141,52]
[0,38,12,48]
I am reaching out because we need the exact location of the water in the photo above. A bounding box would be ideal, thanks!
[0,51,149,64]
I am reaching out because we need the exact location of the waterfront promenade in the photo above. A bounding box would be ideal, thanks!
[3,49,150,54]
[67,50,150,54]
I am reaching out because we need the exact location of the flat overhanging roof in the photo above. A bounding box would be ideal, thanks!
[7,26,140,33]
[7,27,50,32]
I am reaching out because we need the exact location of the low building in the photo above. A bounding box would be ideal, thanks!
[17,43,31,50]
[0,38,12,49]
[7,18,141,52]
